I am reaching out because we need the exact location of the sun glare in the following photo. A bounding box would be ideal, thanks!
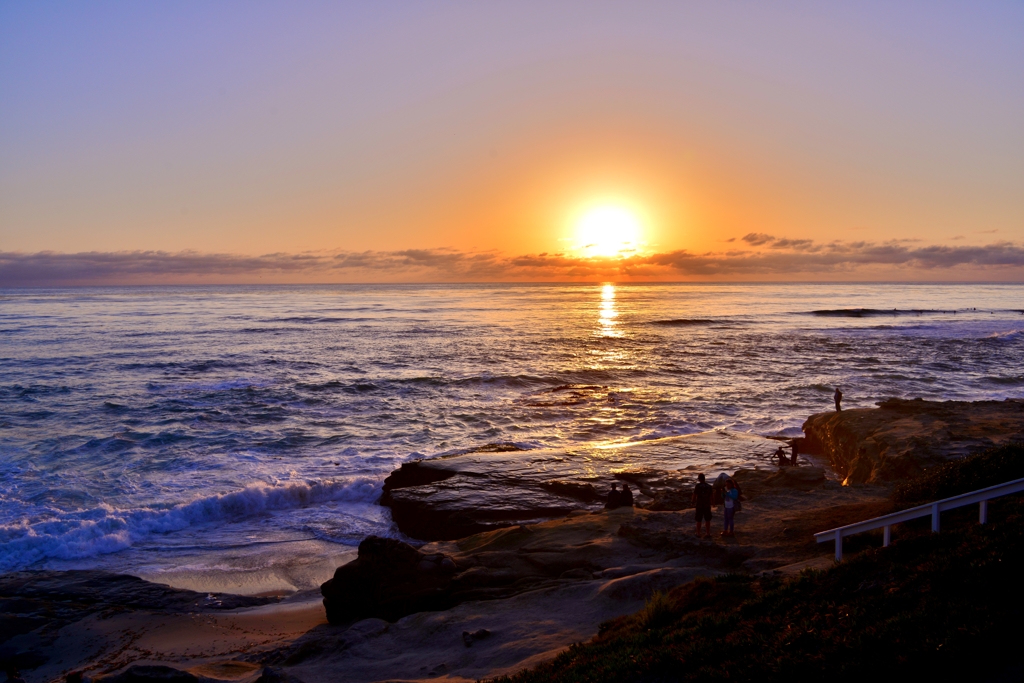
[574,206,642,258]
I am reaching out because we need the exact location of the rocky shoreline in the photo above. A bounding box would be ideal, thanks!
[4,398,1023,683]
[380,430,785,540]
[802,397,1024,484]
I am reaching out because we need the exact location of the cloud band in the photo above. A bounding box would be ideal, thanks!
[3,239,1024,286]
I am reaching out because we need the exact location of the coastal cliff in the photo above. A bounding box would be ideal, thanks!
[802,398,1024,484]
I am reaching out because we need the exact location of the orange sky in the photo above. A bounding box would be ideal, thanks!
[1,3,1023,284]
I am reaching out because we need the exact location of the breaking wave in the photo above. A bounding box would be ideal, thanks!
[0,477,381,572]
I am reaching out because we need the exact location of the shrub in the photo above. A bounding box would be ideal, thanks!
[492,497,1024,683]
[891,442,1024,507]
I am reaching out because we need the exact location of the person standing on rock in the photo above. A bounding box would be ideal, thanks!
[620,483,634,507]
[722,479,739,537]
[605,483,622,509]
[692,473,713,538]
[834,387,843,412]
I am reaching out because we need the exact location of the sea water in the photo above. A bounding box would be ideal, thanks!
[1,283,1022,591]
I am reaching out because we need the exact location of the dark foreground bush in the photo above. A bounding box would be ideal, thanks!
[892,442,1024,507]
[492,502,1024,682]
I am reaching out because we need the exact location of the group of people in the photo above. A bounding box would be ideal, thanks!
[605,481,634,509]
[691,473,741,538]
[771,387,843,466]
[600,389,840,538]
[603,475,740,538]
[773,443,799,466]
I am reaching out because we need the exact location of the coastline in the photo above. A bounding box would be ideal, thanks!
[4,398,1023,683]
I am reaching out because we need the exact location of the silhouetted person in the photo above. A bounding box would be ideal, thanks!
[722,478,739,537]
[605,483,622,509]
[834,387,843,412]
[791,440,799,466]
[691,473,713,538]
[620,483,634,507]
[773,445,789,466]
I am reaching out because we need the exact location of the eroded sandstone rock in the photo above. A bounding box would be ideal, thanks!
[320,536,458,624]
[802,398,1024,484]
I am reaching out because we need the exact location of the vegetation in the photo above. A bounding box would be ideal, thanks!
[892,442,1024,507]
[492,446,1024,683]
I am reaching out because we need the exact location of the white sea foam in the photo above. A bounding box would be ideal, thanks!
[986,329,1023,340]
[4,283,1024,576]
[0,477,381,572]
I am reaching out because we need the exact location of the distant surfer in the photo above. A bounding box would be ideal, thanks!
[834,387,843,412]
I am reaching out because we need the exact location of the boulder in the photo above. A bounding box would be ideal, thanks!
[320,536,458,624]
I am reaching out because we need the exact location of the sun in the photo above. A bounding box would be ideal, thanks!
[574,206,642,258]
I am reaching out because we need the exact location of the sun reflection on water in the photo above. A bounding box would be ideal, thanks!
[599,283,619,337]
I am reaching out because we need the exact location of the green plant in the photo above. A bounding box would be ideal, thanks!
[636,591,674,631]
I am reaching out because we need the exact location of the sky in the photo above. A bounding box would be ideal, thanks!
[1,1,1023,284]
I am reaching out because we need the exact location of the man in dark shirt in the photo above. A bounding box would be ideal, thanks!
[691,473,714,538]
[834,387,843,412]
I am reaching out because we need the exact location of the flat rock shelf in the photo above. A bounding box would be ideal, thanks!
[380,431,785,541]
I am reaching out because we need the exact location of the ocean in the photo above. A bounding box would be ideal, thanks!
[1,283,1022,593]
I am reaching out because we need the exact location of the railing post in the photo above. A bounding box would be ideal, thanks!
[980,500,988,524]
[835,528,843,561]
[883,525,890,547]
[931,503,940,533]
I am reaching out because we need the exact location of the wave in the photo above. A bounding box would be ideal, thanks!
[431,441,541,458]
[268,316,375,324]
[985,329,1023,341]
[0,477,382,572]
[147,378,274,393]
[649,318,718,326]
[806,308,951,317]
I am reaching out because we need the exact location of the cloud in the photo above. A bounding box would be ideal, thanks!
[741,232,776,246]
[3,239,1024,286]
[640,241,1024,276]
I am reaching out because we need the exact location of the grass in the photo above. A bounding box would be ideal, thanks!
[491,445,1024,683]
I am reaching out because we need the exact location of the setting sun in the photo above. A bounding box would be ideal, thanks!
[574,206,642,258]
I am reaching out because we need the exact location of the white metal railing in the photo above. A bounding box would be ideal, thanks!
[815,476,1024,561]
